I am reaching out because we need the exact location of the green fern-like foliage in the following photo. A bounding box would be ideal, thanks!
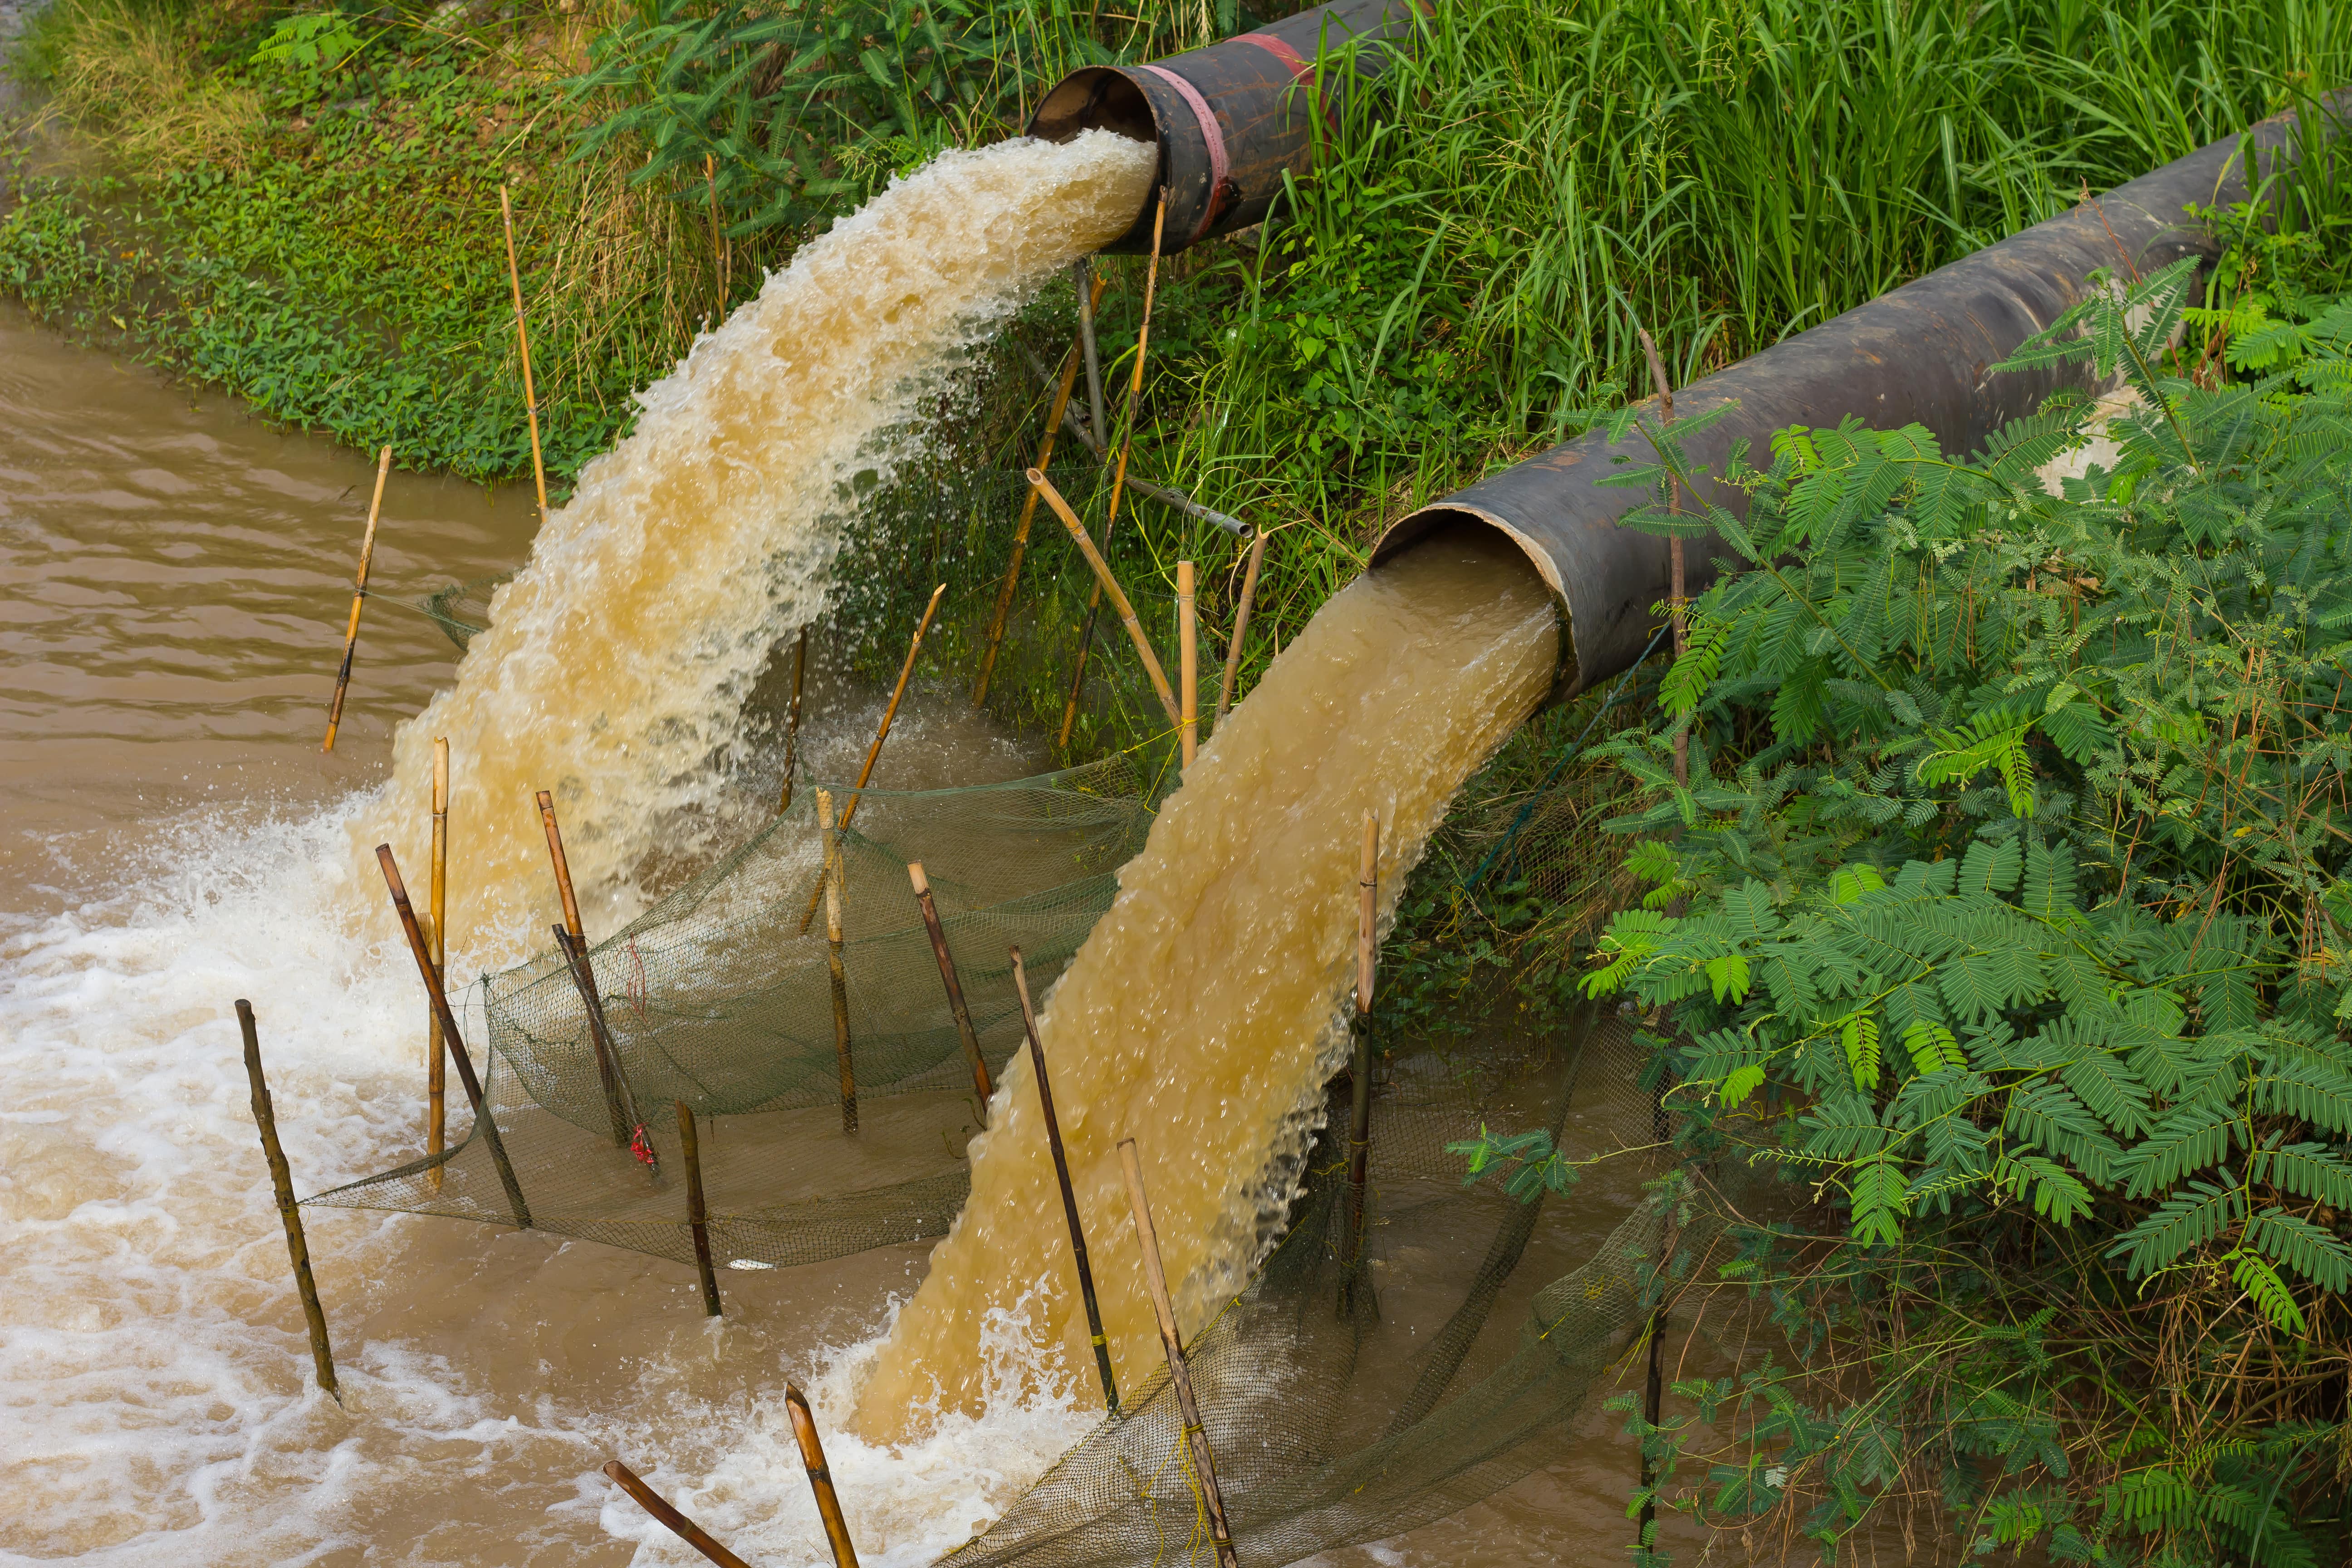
[1572,254,2352,1564]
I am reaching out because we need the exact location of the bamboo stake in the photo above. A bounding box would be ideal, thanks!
[1028,470,1179,728]
[1011,947,1118,1414]
[1637,328,1689,791]
[1215,531,1268,730]
[778,625,808,814]
[535,790,586,943]
[798,584,945,934]
[427,737,449,1190]
[554,926,653,1167]
[321,445,392,753]
[236,1000,340,1404]
[677,1101,722,1317]
[1344,813,1378,1284]
[1118,1140,1241,1568]
[1075,259,1107,448]
[909,862,994,1115]
[1058,193,1167,749]
[377,846,532,1229]
[785,1385,863,1568]
[1105,189,1167,541]
[602,1460,755,1568]
[819,789,857,1134]
[1177,560,1198,767]
[975,275,1104,710]
[501,186,549,526]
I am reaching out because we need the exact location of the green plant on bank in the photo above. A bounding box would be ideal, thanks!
[1511,249,2352,1561]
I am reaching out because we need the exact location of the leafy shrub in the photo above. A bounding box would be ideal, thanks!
[1568,261,2352,1561]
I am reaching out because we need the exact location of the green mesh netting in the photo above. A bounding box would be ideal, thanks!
[417,575,506,653]
[311,755,1160,1269]
[305,652,1724,1568]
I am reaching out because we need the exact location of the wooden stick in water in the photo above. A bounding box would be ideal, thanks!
[1215,531,1268,730]
[1118,1140,1241,1568]
[975,276,1103,709]
[785,1385,863,1568]
[1346,812,1378,1277]
[602,1461,755,1568]
[1074,259,1107,447]
[377,846,532,1229]
[321,445,392,753]
[819,789,857,1135]
[1177,560,1198,767]
[676,1101,721,1317]
[236,1000,341,1404]
[554,926,652,1166]
[909,862,994,1116]
[778,625,808,814]
[1058,195,1167,749]
[500,185,549,526]
[798,584,945,934]
[536,790,586,944]
[1011,947,1118,1414]
[427,737,449,1189]
[1637,327,1689,790]
[1028,470,1179,728]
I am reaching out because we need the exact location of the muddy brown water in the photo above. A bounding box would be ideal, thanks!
[0,293,1728,1563]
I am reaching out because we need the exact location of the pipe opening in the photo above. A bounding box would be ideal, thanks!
[1377,508,1579,699]
[1030,68,1157,147]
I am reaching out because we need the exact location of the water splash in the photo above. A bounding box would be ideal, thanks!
[357,132,1157,947]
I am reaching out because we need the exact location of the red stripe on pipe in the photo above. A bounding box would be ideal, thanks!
[1141,63,1228,245]
[1238,31,1313,81]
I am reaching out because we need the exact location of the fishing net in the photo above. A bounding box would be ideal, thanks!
[309,755,1162,1269]
[306,640,1714,1565]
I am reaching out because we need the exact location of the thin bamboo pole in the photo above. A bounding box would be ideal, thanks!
[1637,328,1689,791]
[427,738,449,1188]
[236,1000,340,1403]
[974,275,1103,710]
[1058,194,1166,750]
[677,1100,721,1318]
[321,446,392,753]
[1105,190,1167,542]
[819,789,857,1134]
[785,1385,862,1568]
[1177,560,1198,767]
[1344,813,1378,1283]
[535,789,586,943]
[554,926,652,1165]
[1011,947,1118,1414]
[778,625,808,814]
[909,862,994,1115]
[1118,1140,1240,1568]
[1028,470,1179,728]
[1215,531,1268,730]
[1075,259,1107,447]
[500,186,549,525]
[378,846,531,1229]
[798,583,946,933]
[602,1461,755,1568]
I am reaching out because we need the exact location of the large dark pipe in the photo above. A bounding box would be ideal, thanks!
[1373,98,2350,698]
[1026,0,1419,253]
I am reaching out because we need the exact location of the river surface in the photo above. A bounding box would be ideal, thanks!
[0,301,1692,1563]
